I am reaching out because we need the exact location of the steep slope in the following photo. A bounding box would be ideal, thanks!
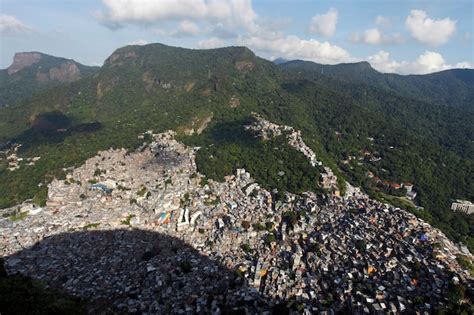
[0,52,99,107]
[0,43,472,252]
[281,60,474,108]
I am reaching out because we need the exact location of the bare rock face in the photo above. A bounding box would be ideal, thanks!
[7,52,42,75]
[7,52,82,83]
[96,78,118,99]
[105,50,137,67]
[235,60,255,72]
[49,62,81,82]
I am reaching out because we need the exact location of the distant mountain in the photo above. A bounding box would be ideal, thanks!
[281,60,474,108]
[0,43,472,252]
[0,52,99,107]
[272,57,290,65]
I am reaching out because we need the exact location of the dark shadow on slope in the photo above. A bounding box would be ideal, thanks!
[9,120,103,153]
[1,227,473,314]
[0,229,295,314]
[183,118,259,148]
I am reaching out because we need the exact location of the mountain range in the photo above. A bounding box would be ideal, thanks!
[0,43,472,252]
[281,59,474,108]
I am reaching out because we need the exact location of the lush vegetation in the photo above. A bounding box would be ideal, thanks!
[279,64,474,250]
[186,119,322,196]
[0,43,472,252]
[281,60,474,108]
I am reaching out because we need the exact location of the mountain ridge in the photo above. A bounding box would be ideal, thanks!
[280,59,474,108]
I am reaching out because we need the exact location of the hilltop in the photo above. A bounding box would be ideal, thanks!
[0,52,99,107]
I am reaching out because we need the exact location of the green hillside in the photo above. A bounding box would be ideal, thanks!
[0,43,472,251]
[281,60,474,108]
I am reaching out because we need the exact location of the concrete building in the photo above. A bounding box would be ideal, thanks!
[451,200,474,215]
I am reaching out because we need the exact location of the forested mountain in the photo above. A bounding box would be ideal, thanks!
[0,52,99,107]
[0,43,472,250]
[281,60,474,108]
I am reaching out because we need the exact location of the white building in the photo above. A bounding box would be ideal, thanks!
[451,200,474,215]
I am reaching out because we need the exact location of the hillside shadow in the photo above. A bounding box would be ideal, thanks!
[183,118,260,148]
[1,226,473,314]
[0,229,293,314]
[10,121,103,152]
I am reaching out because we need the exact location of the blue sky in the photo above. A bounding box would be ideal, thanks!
[1,0,472,74]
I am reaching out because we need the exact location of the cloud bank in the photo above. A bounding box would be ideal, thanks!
[368,50,472,74]
[238,34,353,65]
[99,0,258,32]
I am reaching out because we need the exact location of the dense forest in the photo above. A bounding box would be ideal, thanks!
[0,43,472,251]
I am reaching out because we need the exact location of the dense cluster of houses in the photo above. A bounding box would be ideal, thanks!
[1,128,472,313]
[0,143,41,171]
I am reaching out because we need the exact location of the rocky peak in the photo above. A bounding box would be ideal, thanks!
[7,52,43,75]
[104,49,138,67]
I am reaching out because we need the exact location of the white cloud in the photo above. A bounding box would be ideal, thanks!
[368,50,472,74]
[405,10,456,46]
[127,39,149,45]
[99,0,258,32]
[198,37,225,49]
[374,15,391,27]
[0,15,31,34]
[172,20,199,37]
[362,28,382,45]
[308,8,338,37]
[367,51,404,73]
[454,61,473,69]
[238,34,353,64]
[349,28,404,45]
[415,51,447,73]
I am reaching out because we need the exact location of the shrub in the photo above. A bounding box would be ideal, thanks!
[265,221,274,231]
[265,233,276,244]
[120,214,135,226]
[253,223,266,231]
[240,244,251,253]
[9,212,28,222]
